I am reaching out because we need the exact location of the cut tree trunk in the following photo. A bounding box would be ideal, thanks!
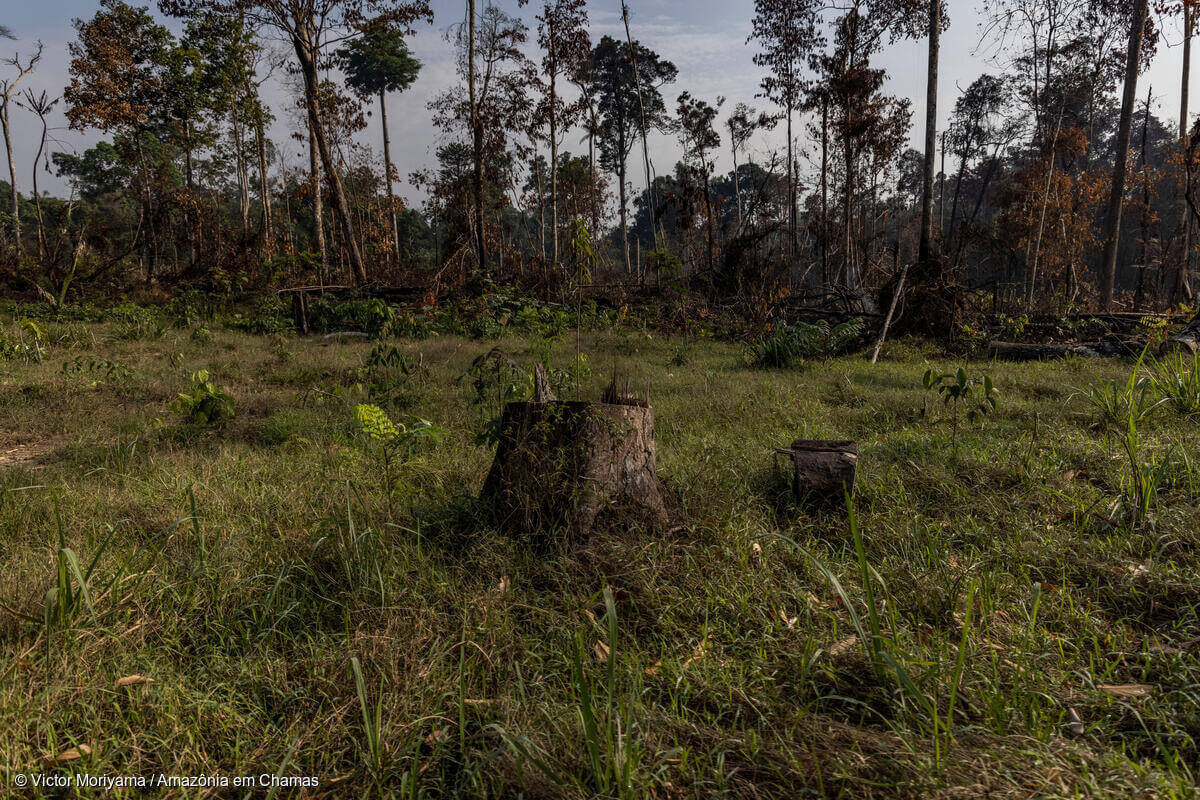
[481,399,672,546]
[988,340,1146,361]
[1160,311,1200,356]
[774,439,858,507]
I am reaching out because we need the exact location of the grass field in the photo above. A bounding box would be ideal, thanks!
[1,311,1198,798]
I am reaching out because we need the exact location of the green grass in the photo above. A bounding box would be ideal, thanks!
[1,314,1198,798]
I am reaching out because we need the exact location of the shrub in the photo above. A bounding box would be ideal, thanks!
[308,298,395,337]
[170,370,235,425]
[749,319,863,368]
[923,367,1000,449]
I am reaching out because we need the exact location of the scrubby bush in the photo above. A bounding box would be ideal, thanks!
[170,370,235,425]
[749,319,863,367]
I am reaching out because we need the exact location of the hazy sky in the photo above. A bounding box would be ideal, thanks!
[1,0,1195,205]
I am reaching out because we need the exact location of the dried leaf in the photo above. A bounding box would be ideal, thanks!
[828,636,858,657]
[778,609,798,629]
[114,674,154,689]
[42,744,92,767]
[1098,683,1153,698]
[1066,707,1085,736]
[681,636,710,669]
[592,640,611,661]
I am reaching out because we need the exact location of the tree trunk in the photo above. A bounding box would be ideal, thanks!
[31,112,47,262]
[773,440,858,508]
[704,170,714,275]
[550,73,559,267]
[308,115,328,283]
[468,0,486,275]
[481,399,673,546]
[618,158,630,273]
[295,31,368,286]
[821,95,829,285]
[1136,85,1151,308]
[1099,0,1150,310]
[732,139,742,229]
[256,104,272,245]
[233,105,249,236]
[1177,1,1194,305]
[379,91,399,263]
[786,98,795,257]
[1,98,19,254]
[844,142,853,287]
[918,0,940,265]
[623,1,658,251]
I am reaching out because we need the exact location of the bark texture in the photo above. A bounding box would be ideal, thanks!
[481,400,672,546]
[774,439,857,507]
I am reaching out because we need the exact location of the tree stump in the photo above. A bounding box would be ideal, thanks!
[774,439,858,507]
[481,400,672,545]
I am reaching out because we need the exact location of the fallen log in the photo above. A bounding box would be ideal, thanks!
[987,340,1147,361]
[481,398,672,546]
[1160,311,1200,356]
[773,439,858,507]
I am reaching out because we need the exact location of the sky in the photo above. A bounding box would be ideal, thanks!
[1,0,1196,206]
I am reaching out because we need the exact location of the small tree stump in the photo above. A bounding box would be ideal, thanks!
[774,439,858,507]
[481,400,671,545]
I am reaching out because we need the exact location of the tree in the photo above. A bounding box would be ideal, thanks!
[946,74,1008,245]
[749,0,823,256]
[429,3,534,276]
[336,22,422,264]
[819,6,912,288]
[65,0,175,278]
[591,35,676,273]
[676,92,724,275]
[534,0,589,267]
[726,103,775,229]
[1,40,42,252]
[15,89,58,261]
[1099,0,1150,309]
[159,0,433,286]
[918,0,942,266]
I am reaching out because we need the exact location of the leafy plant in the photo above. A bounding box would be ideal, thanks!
[749,319,863,368]
[997,313,1029,341]
[170,370,235,425]
[61,357,133,382]
[923,367,1000,447]
[352,403,443,516]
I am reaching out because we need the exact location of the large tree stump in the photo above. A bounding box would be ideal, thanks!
[774,439,858,507]
[481,400,672,545]
[1160,310,1200,356]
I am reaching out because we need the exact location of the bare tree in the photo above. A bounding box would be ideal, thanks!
[1099,0,1150,309]
[0,41,43,253]
[15,89,58,262]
